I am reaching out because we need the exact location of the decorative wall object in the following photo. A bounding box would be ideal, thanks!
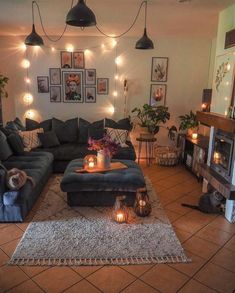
[62,71,84,103]
[97,78,109,95]
[85,87,96,103]
[85,69,96,85]
[215,61,229,92]
[49,68,61,85]
[61,51,72,68]
[73,51,85,69]
[50,86,61,103]
[150,84,167,106]
[151,57,168,82]
[37,76,49,93]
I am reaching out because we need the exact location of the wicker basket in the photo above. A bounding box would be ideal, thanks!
[155,146,181,166]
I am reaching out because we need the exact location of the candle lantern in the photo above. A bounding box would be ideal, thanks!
[83,154,97,170]
[113,196,129,223]
[134,188,151,217]
[192,133,198,140]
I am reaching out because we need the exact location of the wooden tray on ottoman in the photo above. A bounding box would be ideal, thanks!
[75,162,128,173]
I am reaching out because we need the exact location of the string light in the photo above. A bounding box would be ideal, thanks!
[115,57,121,65]
[25,77,31,84]
[107,105,115,115]
[113,91,118,97]
[225,96,228,101]
[66,44,74,52]
[26,110,35,119]
[226,81,230,86]
[227,63,231,71]
[115,74,119,80]
[23,93,33,104]
[101,43,105,49]
[21,59,30,68]
[51,47,55,52]
[112,39,117,47]
[20,43,27,51]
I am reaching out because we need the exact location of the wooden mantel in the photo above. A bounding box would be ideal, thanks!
[196,111,235,133]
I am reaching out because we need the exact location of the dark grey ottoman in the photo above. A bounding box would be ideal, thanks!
[60,159,145,206]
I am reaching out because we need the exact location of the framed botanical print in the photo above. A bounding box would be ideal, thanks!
[85,87,96,103]
[62,71,84,103]
[151,57,168,82]
[85,69,96,85]
[150,84,167,106]
[49,68,61,85]
[37,76,49,93]
[97,78,109,95]
[73,51,85,69]
[50,86,61,102]
[61,51,72,68]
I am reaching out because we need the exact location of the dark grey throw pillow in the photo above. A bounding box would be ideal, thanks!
[7,133,24,155]
[52,118,78,143]
[0,130,13,161]
[38,131,60,148]
[78,118,104,144]
[26,118,52,132]
[104,118,132,131]
[13,117,25,131]
[88,128,105,140]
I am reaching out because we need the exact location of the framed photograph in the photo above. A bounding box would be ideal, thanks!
[97,78,109,95]
[73,51,85,69]
[85,69,96,85]
[151,57,168,82]
[85,87,96,103]
[62,71,84,103]
[150,84,167,106]
[50,86,61,103]
[49,68,61,85]
[61,51,72,68]
[37,76,49,93]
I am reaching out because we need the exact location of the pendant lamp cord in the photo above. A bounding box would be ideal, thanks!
[32,0,74,42]
[95,0,147,39]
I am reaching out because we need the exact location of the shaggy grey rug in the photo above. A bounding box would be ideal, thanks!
[9,176,190,266]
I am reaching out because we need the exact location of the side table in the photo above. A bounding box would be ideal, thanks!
[136,137,157,166]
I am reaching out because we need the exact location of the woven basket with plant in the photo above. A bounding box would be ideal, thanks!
[155,145,181,166]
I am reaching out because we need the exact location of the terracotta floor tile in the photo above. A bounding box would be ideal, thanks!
[33,267,81,293]
[122,279,159,293]
[165,201,191,216]
[16,222,30,232]
[169,251,207,277]
[0,265,29,292]
[0,223,11,229]
[0,238,20,257]
[120,264,154,277]
[224,235,235,252]
[7,279,44,293]
[195,262,235,293]
[0,249,9,266]
[173,215,206,234]
[140,264,189,292]
[0,225,23,245]
[64,279,101,293]
[21,265,51,278]
[87,266,135,293]
[178,279,216,293]
[165,210,182,223]
[195,225,232,246]
[183,236,220,259]
[174,228,193,243]
[211,247,235,273]
[72,265,103,278]
[209,216,235,234]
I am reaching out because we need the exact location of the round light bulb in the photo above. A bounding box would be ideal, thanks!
[226,81,229,86]
[113,91,118,97]
[108,106,115,115]
[21,59,30,68]
[112,40,117,47]
[101,43,105,49]
[51,47,55,52]
[20,43,27,51]
[225,96,228,101]
[25,77,31,84]
[227,63,231,71]
[115,57,121,65]
[66,44,74,52]
[23,93,33,104]
[26,110,34,119]
[115,75,119,80]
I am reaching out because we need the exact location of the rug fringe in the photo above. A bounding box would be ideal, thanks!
[8,255,191,266]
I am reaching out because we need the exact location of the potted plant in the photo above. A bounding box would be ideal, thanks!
[131,104,170,138]
[179,110,199,137]
[0,74,9,98]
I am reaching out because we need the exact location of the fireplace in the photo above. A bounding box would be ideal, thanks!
[211,129,235,182]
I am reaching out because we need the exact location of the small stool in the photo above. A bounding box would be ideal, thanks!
[136,137,157,166]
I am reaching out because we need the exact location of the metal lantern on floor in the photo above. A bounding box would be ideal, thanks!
[113,196,129,223]
[83,154,97,170]
[134,188,151,217]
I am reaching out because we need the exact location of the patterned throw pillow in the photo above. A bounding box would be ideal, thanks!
[106,127,129,147]
[19,128,44,151]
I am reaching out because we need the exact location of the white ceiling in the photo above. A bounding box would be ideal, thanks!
[0,0,234,38]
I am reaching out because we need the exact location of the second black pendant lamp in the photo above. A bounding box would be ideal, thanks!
[66,0,96,27]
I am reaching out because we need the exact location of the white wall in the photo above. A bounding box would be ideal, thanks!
[0,35,213,144]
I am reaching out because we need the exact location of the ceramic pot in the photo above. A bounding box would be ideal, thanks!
[139,126,154,139]
[97,150,111,169]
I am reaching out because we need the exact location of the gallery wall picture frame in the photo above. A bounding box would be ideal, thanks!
[85,87,96,103]
[151,57,169,82]
[85,69,96,85]
[61,51,72,68]
[49,68,61,85]
[97,78,109,95]
[50,86,61,103]
[73,51,85,69]
[62,71,84,103]
[150,84,167,106]
[37,76,49,93]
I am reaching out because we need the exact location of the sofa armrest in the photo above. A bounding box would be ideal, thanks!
[0,169,6,205]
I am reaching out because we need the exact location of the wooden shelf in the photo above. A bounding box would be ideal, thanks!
[186,134,209,150]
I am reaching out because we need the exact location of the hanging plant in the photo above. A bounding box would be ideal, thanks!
[0,74,9,98]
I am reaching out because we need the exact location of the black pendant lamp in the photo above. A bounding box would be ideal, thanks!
[135,1,154,49]
[66,0,96,27]
[25,1,44,46]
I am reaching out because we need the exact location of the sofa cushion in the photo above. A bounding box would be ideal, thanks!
[26,118,52,132]
[104,118,132,131]
[52,117,78,143]
[7,133,25,155]
[19,128,44,151]
[0,169,6,198]
[13,118,25,131]
[38,131,60,148]
[88,128,105,140]
[78,118,104,144]
[0,130,13,161]
[106,127,128,147]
